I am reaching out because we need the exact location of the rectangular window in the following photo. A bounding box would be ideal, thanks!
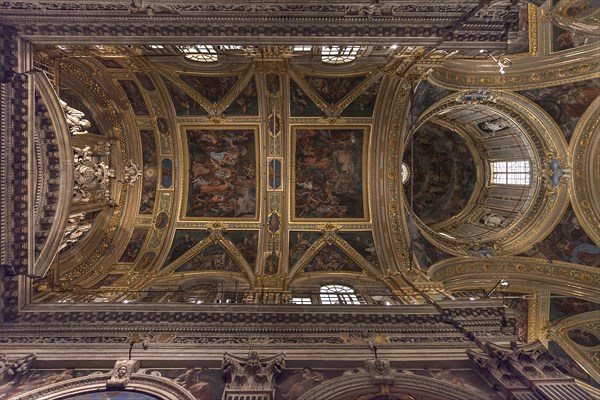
[491,161,530,185]
[291,297,312,305]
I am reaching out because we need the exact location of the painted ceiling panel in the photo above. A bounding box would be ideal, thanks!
[185,128,257,219]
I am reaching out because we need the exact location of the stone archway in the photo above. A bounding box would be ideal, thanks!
[12,373,197,400]
[297,372,490,400]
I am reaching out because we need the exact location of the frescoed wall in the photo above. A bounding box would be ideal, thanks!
[119,229,148,262]
[303,244,362,273]
[518,79,600,142]
[135,73,156,92]
[339,231,379,265]
[0,369,109,399]
[175,243,240,273]
[550,296,600,323]
[294,128,365,219]
[506,2,529,54]
[269,158,282,190]
[407,81,453,127]
[179,75,238,103]
[139,129,158,214]
[520,206,599,267]
[274,368,340,400]
[304,75,365,104]
[118,80,150,116]
[164,80,207,116]
[145,368,224,400]
[289,231,321,266]
[407,216,452,268]
[552,24,599,52]
[224,79,258,115]
[290,80,322,116]
[226,230,259,265]
[341,78,380,117]
[186,129,256,218]
[404,122,476,225]
[166,230,208,265]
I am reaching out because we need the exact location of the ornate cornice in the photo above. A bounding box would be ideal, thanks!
[430,46,600,91]
[1,1,519,49]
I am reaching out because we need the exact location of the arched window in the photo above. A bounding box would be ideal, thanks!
[319,284,365,305]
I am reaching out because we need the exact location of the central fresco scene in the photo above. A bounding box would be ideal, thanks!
[293,128,367,220]
[185,128,257,218]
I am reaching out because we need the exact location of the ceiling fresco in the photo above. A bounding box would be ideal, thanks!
[29,39,600,305]
[404,121,477,225]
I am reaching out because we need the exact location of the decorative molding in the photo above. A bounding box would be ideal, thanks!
[570,95,600,245]
[429,257,600,300]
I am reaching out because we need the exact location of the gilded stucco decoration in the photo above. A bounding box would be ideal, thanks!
[570,96,600,245]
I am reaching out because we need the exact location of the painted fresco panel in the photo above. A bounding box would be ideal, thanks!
[404,122,476,225]
[224,79,258,115]
[145,368,224,400]
[502,293,529,343]
[289,231,321,266]
[226,230,259,265]
[519,79,600,142]
[0,369,109,399]
[552,24,599,52]
[175,243,240,273]
[304,75,365,104]
[164,81,207,116]
[118,80,150,115]
[274,368,341,400]
[520,206,599,267]
[304,244,362,273]
[186,129,257,218]
[339,231,379,265]
[139,129,158,214]
[506,3,529,54]
[135,73,156,91]
[341,79,380,117]
[119,229,148,262]
[290,80,322,116]
[294,128,365,220]
[166,230,207,265]
[567,328,600,348]
[179,75,238,103]
[549,296,600,323]
[407,216,452,268]
[408,81,453,127]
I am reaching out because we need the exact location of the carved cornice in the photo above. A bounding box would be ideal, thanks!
[429,257,600,301]
[1,1,519,49]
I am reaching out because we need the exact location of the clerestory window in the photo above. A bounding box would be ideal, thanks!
[491,160,530,185]
[319,284,365,305]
